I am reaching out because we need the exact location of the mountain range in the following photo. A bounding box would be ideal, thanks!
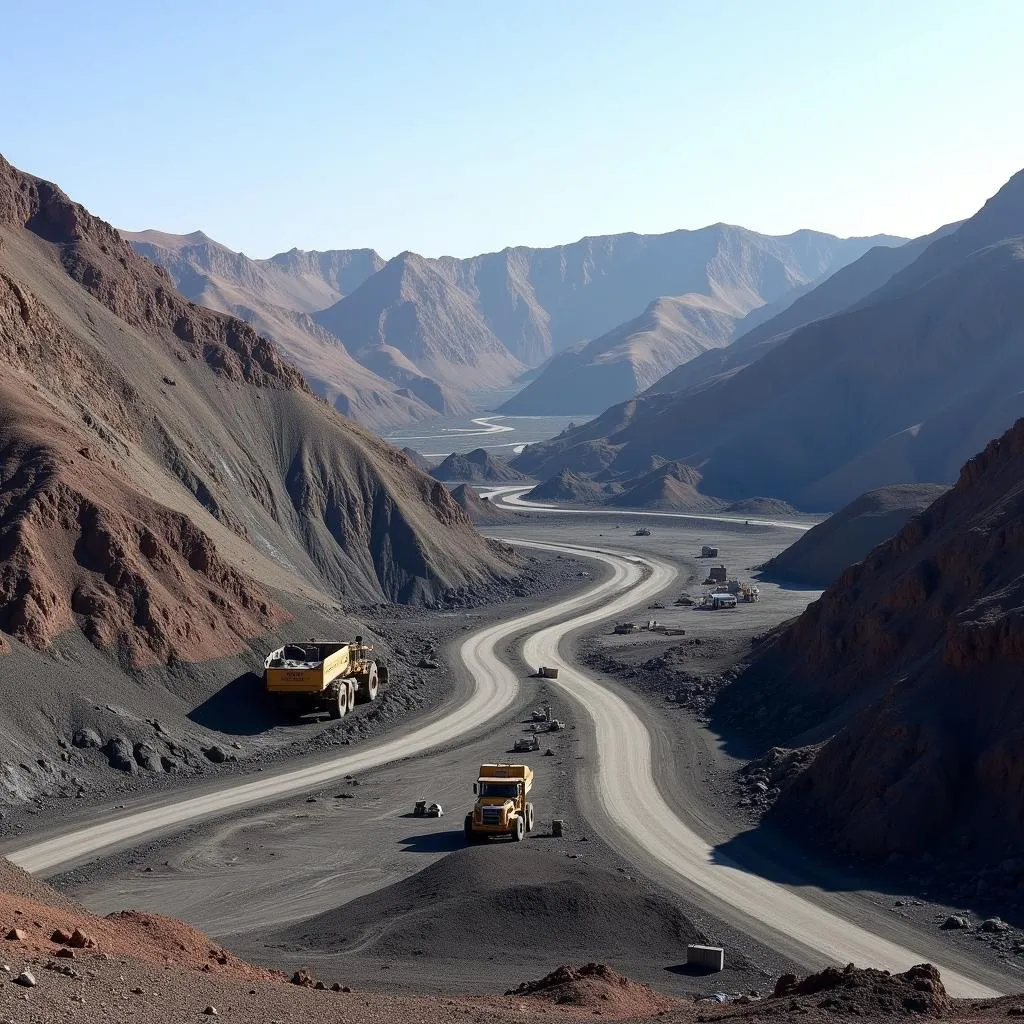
[516,167,1024,510]
[126,224,898,430]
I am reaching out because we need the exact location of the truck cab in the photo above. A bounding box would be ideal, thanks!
[464,763,534,842]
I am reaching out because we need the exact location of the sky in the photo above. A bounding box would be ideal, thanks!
[3,0,1023,260]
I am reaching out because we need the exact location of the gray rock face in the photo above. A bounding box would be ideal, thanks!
[105,736,138,774]
[133,743,163,772]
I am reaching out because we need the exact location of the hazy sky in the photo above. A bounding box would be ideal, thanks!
[4,0,1022,259]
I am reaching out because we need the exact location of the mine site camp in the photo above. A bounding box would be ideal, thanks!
[0,4,1021,1022]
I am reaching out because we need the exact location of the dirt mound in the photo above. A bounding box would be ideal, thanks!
[507,962,677,1017]
[610,460,724,512]
[431,447,530,483]
[274,844,703,966]
[0,859,271,980]
[451,483,517,524]
[527,469,611,505]
[723,496,800,517]
[771,962,951,1016]
[722,415,1024,860]
[762,483,948,587]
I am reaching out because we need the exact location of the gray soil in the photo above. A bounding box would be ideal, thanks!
[14,511,1024,1000]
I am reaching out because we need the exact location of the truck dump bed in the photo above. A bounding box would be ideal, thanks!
[265,642,351,694]
[479,763,534,790]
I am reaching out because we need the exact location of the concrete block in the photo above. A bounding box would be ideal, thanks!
[686,944,724,971]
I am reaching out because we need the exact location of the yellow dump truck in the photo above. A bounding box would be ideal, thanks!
[264,636,385,720]
[464,763,534,843]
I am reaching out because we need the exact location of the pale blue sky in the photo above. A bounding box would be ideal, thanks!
[3,0,1022,258]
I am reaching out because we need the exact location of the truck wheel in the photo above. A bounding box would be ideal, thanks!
[464,814,477,844]
[329,685,348,720]
[525,803,535,833]
[359,663,380,703]
[512,815,525,842]
[348,680,357,711]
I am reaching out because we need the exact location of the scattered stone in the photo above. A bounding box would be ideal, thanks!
[203,745,230,764]
[941,915,970,930]
[291,968,315,987]
[331,982,342,992]
[314,980,327,990]
[13,970,36,987]
[55,949,74,959]
[5,929,25,941]
[51,928,72,944]
[68,928,96,949]
[416,657,439,669]
[131,986,144,994]
[203,1006,218,1016]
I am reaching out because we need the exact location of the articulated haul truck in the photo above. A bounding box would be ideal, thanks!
[264,637,385,720]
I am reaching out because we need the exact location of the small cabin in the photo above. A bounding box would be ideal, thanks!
[700,545,719,558]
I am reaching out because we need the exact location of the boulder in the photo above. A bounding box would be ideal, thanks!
[981,917,1009,932]
[71,728,102,749]
[133,742,163,772]
[941,915,970,930]
[14,970,36,987]
[203,745,230,764]
[104,736,137,774]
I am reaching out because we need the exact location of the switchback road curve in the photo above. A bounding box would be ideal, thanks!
[7,546,667,877]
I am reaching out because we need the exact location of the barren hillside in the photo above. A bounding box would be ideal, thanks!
[515,167,1024,508]
[501,226,901,415]
[123,231,437,429]
[0,153,519,668]
[721,417,1024,862]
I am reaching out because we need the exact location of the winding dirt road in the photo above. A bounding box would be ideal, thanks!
[7,546,663,876]
[511,540,1001,999]
[7,533,1006,998]
[481,485,815,532]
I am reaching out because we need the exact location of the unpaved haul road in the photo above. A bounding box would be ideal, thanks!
[7,546,664,877]
[512,538,1002,999]
[481,485,815,532]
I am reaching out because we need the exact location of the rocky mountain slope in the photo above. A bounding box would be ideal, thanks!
[762,483,949,587]
[430,448,530,484]
[315,251,527,392]
[0,153,519,662]
[645,222,958,400]
[123,231,444,430]
[723,417,1024,862]
[516,167,1024,508]
[499,226,901,415]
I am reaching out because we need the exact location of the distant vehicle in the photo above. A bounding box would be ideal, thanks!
[514,735,541,753]
[635,527,651,536]
[648,601,665,610]
[708,592,738,609]
[700,545,719,558]
[414,800,444,817]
